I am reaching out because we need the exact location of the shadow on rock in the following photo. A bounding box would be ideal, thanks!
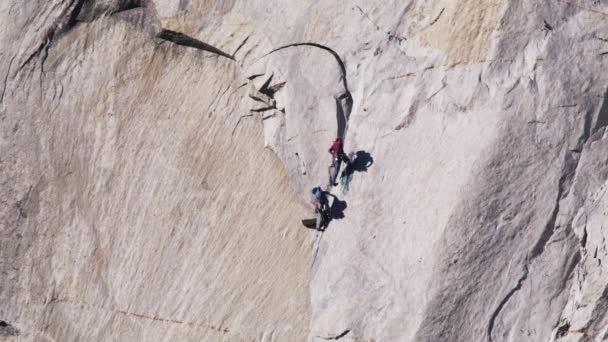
[350,150,373,173]
[329,194,347,220]
[0,320,19,337]
[339,150,374,186]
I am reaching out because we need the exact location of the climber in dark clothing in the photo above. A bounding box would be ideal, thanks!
[311,186,330,230]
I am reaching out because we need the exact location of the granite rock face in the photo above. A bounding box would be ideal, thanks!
[2,1,608,341]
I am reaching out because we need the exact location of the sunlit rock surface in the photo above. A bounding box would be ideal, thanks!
[2,1,608,341]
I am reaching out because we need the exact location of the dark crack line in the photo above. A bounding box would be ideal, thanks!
[317,329,351,340]
[262,43,349,95]
[560,251,581,296]
[74,0,145,22]
[231,114,253,136]
[16,33,53,74]
[355,5,381,31]
[15,0,147,75]
[247,73,264,80]
[42,297,234,334]
[1,55,16,104]
[239,42,259,66]
[427,79,447,101]
[217,83,232,101]
[109,0,145,16]
[430,8,445,25]
[311,232,324,271]
[156,29,235,60]
[206,84,231,117]
[251,106,275,113]
[259,73,275,97]
[66,0,88,29]
[356,5,407,43]
[529,147,582,262]
[266,81,286,97]
[232,35,250,56]
[40,37,53,82]
[487,265,529,341]
[15,0,86,74]
[596,35,608,42]
[592,88,608,136]
[529,196,561,259]
[224,82,248,109]
[262,43,353,138]
[42,40,52,71]
[261,113,276,120]
[248,94,270,104]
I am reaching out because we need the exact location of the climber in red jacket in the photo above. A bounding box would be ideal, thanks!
[328,137,350,186]
[330,137,351,162]
[328,137,346,160]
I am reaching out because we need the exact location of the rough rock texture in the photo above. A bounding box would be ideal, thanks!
[3,1,608,341]
[0,2,314,341]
